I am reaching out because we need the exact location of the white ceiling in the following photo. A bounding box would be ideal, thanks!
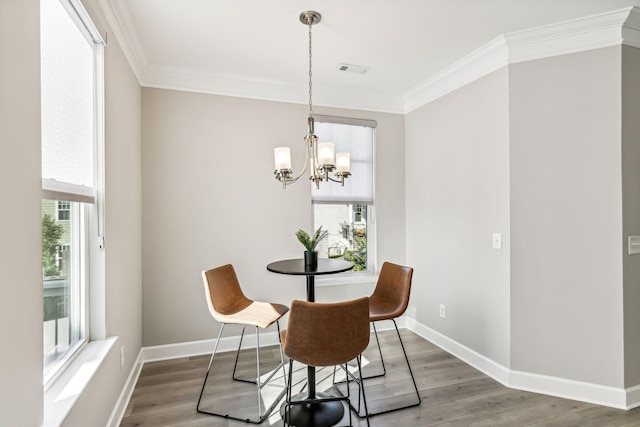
[104,0,640,112]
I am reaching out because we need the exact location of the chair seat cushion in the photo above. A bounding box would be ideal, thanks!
[212,301,289,329]
[369,298,405,322]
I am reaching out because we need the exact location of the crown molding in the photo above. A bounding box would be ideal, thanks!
[622,6,640,48]
[141,63,405,114]
[404,7,640,113]
[95,0,147,81]
[505,7,638,64]
[403,35,509,113]
[94,2,639,115]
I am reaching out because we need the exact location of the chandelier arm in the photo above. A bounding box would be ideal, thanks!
[326,174,349,187]
[285,143,312,184]
[309,134,324,185]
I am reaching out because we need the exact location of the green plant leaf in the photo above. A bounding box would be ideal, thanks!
[295,226,328,251]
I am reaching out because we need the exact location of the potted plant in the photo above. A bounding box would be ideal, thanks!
[295,226,329,267]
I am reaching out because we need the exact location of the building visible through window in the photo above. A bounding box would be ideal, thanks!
[57,201,70,220]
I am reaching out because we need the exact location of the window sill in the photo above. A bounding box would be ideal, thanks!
[43,337,117,427]
[316,272,378,287]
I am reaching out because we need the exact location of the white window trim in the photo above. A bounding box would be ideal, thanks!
[42,0,109,424]
[43,338,116,427]
[316,271,379,287]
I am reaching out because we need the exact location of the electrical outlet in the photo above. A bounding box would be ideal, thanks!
[629,236,640,255]
[120,345,125,369]
[439,304,446,319]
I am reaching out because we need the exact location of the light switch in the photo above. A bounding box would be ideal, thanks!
[492,233,502,250]
[629,236,640,255]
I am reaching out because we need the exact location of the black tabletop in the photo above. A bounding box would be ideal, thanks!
[267,258,354,276]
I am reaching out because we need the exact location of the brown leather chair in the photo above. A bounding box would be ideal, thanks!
[364,261,421,416]
[197,264,289,423]
[281,297,371,427]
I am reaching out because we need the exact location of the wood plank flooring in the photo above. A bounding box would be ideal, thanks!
[120,330,640,426]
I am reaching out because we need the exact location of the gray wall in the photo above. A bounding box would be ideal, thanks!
[0,1,43,424]
[405,67,511,367]
[622,45,640,387]
[406,45,633,389]
[510,47,624,387]
[0,0,143,425]
[141,88,405,346]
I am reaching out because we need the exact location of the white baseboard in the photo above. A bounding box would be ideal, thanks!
[106,349,144,427]
[109,315,640,426]
[139,319,401,364]
[140,330,282,363]
[626,384,640,409]
[509,369,626,410]
[405,317,640,410]
[405,317,510,386]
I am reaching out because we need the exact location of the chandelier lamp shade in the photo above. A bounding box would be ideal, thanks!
[274,11,351,189]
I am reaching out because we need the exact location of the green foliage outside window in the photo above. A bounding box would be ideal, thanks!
[42,213,63,277]
[344,236,367,271]
[339,221,367,271]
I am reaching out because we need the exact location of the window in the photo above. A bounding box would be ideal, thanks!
[57,201,70,220]
[41,0,104,385]
[312,117,376,272]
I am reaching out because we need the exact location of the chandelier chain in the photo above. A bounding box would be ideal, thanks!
[308,18,313,118]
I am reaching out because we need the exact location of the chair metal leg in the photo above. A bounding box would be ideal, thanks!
[344,363,352,427]
[196,323,226,412]
[335,323,386,384]
[356,355,371,427]
[356,319,420,417]
[255,326,263,417]
[232,325,255,383]
[359,322,387,380]
[391,319,421,406]
[340,319,421,418]
[197,322,287,424]
[283,359,294,427]
[276,321,288,387]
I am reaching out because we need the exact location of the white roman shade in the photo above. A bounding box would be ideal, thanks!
[311,117,375,203]
[41,0,104,204]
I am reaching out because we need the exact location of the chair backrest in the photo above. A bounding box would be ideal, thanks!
[202,264,252,318]
[283,297,370,367]
[370,262,414,320]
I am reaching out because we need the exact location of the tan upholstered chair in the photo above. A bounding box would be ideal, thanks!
[197,264,289,423]
[281,297,371,427]
[363,261,421,416]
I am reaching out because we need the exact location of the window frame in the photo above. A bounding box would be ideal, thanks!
[311,115,377,282]
[40,0,105,389]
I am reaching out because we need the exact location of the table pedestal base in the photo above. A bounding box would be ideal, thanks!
[280,391,345,427]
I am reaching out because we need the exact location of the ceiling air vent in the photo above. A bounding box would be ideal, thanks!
[336,63,369,74]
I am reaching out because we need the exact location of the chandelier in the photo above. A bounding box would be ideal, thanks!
[273,11,351,190]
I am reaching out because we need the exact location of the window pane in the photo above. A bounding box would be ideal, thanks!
[42,200,84,379]
[314,204,369,271]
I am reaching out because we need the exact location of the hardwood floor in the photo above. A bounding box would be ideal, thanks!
[120,330,640,426]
